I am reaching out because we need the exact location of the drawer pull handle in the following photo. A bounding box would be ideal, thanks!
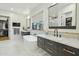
[63,48,75,55]
[47,48,57,53]
[47,42,53,45]
[47,48,53,52]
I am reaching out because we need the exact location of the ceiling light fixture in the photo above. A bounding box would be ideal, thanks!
[10,8,14,11]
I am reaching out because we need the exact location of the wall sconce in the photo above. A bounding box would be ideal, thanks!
[27,16,30,19]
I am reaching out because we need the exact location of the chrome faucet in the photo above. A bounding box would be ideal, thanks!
[54,29,58,37]
[54,29,61,37]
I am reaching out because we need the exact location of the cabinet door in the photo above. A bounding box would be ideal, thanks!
[61,44,79,56]
[44,39,58,55]
[37,37,42,48]
[57,43,64,56]
[37,37,45,49]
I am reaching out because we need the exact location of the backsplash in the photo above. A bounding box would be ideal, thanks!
[62,33,79,39]
[48,31,79,39]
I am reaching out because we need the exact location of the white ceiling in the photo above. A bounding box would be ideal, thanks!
[0,3,41,15]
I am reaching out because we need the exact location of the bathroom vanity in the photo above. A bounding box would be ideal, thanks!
[41,3,79,55]
[37,34,79,56]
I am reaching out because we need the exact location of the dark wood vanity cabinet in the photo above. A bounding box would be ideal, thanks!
[44,39,59,55]
[37,37,45,49]
[37,36,61,56]
[37,36,79,56]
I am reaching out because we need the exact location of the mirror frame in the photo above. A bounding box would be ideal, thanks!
[48,3,77,29]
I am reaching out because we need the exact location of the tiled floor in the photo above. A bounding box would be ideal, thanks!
[0,36,50,56]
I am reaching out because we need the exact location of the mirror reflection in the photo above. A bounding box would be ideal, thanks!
[48,3,76,29]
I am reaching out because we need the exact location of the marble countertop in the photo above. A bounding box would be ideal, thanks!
[37,34,79,49]
[21,30,30,32]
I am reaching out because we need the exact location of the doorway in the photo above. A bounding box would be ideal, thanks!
[0,15,9,41]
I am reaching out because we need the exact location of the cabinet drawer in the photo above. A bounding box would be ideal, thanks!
[62,44,79,56]
[44,39,58,55]
[63,48,76,56]
[45,47,57,56]
[45,39,57,48]
[45,39,56,45]
[46,40,54,46]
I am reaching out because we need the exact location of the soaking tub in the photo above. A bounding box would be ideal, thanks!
[23,35,37,42]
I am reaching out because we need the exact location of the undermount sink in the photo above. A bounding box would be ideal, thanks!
[54,37,63,40]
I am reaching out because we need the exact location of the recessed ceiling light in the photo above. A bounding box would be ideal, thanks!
[10,8,14,11]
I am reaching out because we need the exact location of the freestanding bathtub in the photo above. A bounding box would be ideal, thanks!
[23,35,37,48]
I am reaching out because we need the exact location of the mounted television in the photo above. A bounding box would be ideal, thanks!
[13,23,20,27]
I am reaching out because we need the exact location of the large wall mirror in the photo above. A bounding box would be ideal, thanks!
[48,3,77,29]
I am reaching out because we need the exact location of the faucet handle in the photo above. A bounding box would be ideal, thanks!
[59,32,62,37]
[59,34,61,37]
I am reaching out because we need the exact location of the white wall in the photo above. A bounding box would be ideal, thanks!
[9,13,27,40]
